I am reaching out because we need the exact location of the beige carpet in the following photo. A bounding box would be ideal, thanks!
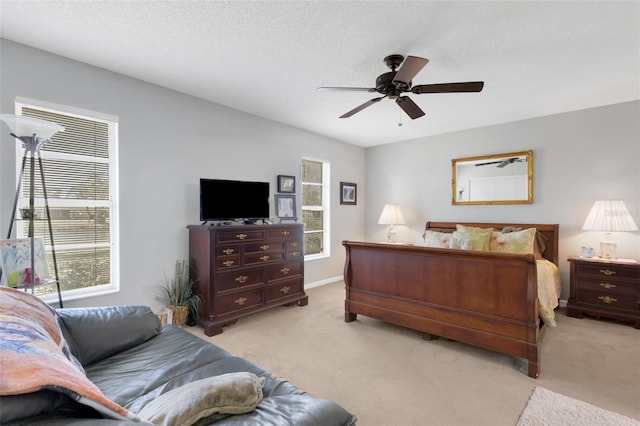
[187,281,640,426]
[517,387,640,426]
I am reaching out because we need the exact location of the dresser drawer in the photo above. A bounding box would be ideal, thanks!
[215,288,263,315]
[267,229,302,240]
[266,278,303,303]
[576,290,638,311]
[245,242,284,254]
[215,255,241,270]
[575,278,638,295]
[215,267,264,292]
[245,252,285,265]
[575,264,640,280]
[267,261,303,281]
[217,230,264,243]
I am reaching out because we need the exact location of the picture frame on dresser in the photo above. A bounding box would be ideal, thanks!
[277,175,295,193]
[275,194,297,219]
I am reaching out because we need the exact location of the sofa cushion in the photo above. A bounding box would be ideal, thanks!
[138,372,264,426]
[57,305,161,366]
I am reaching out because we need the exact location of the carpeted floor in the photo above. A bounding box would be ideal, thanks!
[187,281,640,426]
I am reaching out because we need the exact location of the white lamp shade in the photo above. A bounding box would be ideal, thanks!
[0,114,64,139]
[378,204,405,225]
[582,200,638,232]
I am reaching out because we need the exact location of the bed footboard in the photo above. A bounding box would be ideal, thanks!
[343,241,542,378]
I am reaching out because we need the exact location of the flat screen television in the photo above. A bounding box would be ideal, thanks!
[200,178,270,223]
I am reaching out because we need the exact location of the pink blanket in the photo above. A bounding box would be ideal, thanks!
[0,287,145,422]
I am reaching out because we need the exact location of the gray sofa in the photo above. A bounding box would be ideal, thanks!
[1,303,356,425]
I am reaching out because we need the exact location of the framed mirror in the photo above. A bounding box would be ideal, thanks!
[452,150,533,205]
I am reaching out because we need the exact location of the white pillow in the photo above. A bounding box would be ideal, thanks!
[138,372,264,426]
[423,230,452,248]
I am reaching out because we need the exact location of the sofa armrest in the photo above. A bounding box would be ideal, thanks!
[57,305,161,366]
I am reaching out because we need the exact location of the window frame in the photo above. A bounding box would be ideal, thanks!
[13,97,120,303]
[300,158,330,261]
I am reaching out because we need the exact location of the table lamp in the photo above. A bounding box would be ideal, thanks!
[582,200,638,260]
[378,204,405,243]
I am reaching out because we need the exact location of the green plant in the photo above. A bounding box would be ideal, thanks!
[157,259,201,315]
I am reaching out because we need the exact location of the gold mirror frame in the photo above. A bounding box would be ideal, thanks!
[452,150,533,205]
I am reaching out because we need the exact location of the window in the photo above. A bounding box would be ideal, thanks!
[300,159,330,259]
[14,99,119,302]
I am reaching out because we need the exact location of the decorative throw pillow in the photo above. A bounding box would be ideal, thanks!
[490,227,537,254]
[423,230,452,248]
[449,230,492,251]
[456,224,494,235]
[138,372,265,426]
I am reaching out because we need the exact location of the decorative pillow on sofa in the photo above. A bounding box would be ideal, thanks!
[138,372,265,426]
[490,227,537,254]
[423,230,453,248]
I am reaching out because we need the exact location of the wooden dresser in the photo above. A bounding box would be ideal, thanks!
[188,223,307,336]
[567,257,640,328]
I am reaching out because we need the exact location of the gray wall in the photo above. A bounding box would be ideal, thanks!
[0,39,366,309]
[365,100,640,299]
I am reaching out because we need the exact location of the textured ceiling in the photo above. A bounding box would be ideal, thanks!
[1,1,638,147]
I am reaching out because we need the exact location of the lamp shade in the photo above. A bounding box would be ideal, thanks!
[377,204,405,225]
[0,114,64,139]
[582,200,638,232]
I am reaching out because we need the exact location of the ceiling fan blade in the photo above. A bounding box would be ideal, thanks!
[475,160,501,167]
[393,56,429,86]
[395,96,425,119]
[339,96,385,118]
[412,81,485,94]
[317,87,377,92]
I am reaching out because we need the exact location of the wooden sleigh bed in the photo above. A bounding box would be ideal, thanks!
[342,221,560,378]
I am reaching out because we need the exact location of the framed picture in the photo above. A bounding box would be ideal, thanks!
[340,182,357,205]
[0,237,49,288]
[275,194,297,219]
[277,175,295,193]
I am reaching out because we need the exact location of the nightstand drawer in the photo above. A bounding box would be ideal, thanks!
[576,264,640,280]
[576,290,638,311]
[575,278,638,295]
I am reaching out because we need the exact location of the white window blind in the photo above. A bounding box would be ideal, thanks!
[301,159,330,259]
[15,102,119,301]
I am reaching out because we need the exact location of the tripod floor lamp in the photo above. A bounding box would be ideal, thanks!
[1,114,64,307]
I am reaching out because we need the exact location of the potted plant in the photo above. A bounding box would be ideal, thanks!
[157,259,201,327]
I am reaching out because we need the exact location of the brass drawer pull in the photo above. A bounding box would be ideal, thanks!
[599,269,616,276]
[223,248,235,255]
[222,260,235,267]
[236,233,248,240]
[235,297,247,306]
[280,286,290,294]
[290,242,298,247]
[235,275,248,284]
[260,244,270,251]
[282,231,290,236]
[598,296,617,304]
[290,251,300,257]
[260,255,270,262]
[599,282,616,289]
[281,267,290,275]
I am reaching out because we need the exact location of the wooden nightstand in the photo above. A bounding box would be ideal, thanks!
[567,257,640,328]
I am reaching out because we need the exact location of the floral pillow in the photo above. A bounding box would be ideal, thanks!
[490,227,537,254]
[449,230,492,251]
[423,230,452,248]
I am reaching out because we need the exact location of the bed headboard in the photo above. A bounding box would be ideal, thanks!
[425,221,560,266]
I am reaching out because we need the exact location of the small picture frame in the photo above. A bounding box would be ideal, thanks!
[340,182,357,205]
[277,175,295,193]
[275,194,297,219]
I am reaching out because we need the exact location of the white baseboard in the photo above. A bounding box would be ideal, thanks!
[304,275,343,290]
[559,299,567,308]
